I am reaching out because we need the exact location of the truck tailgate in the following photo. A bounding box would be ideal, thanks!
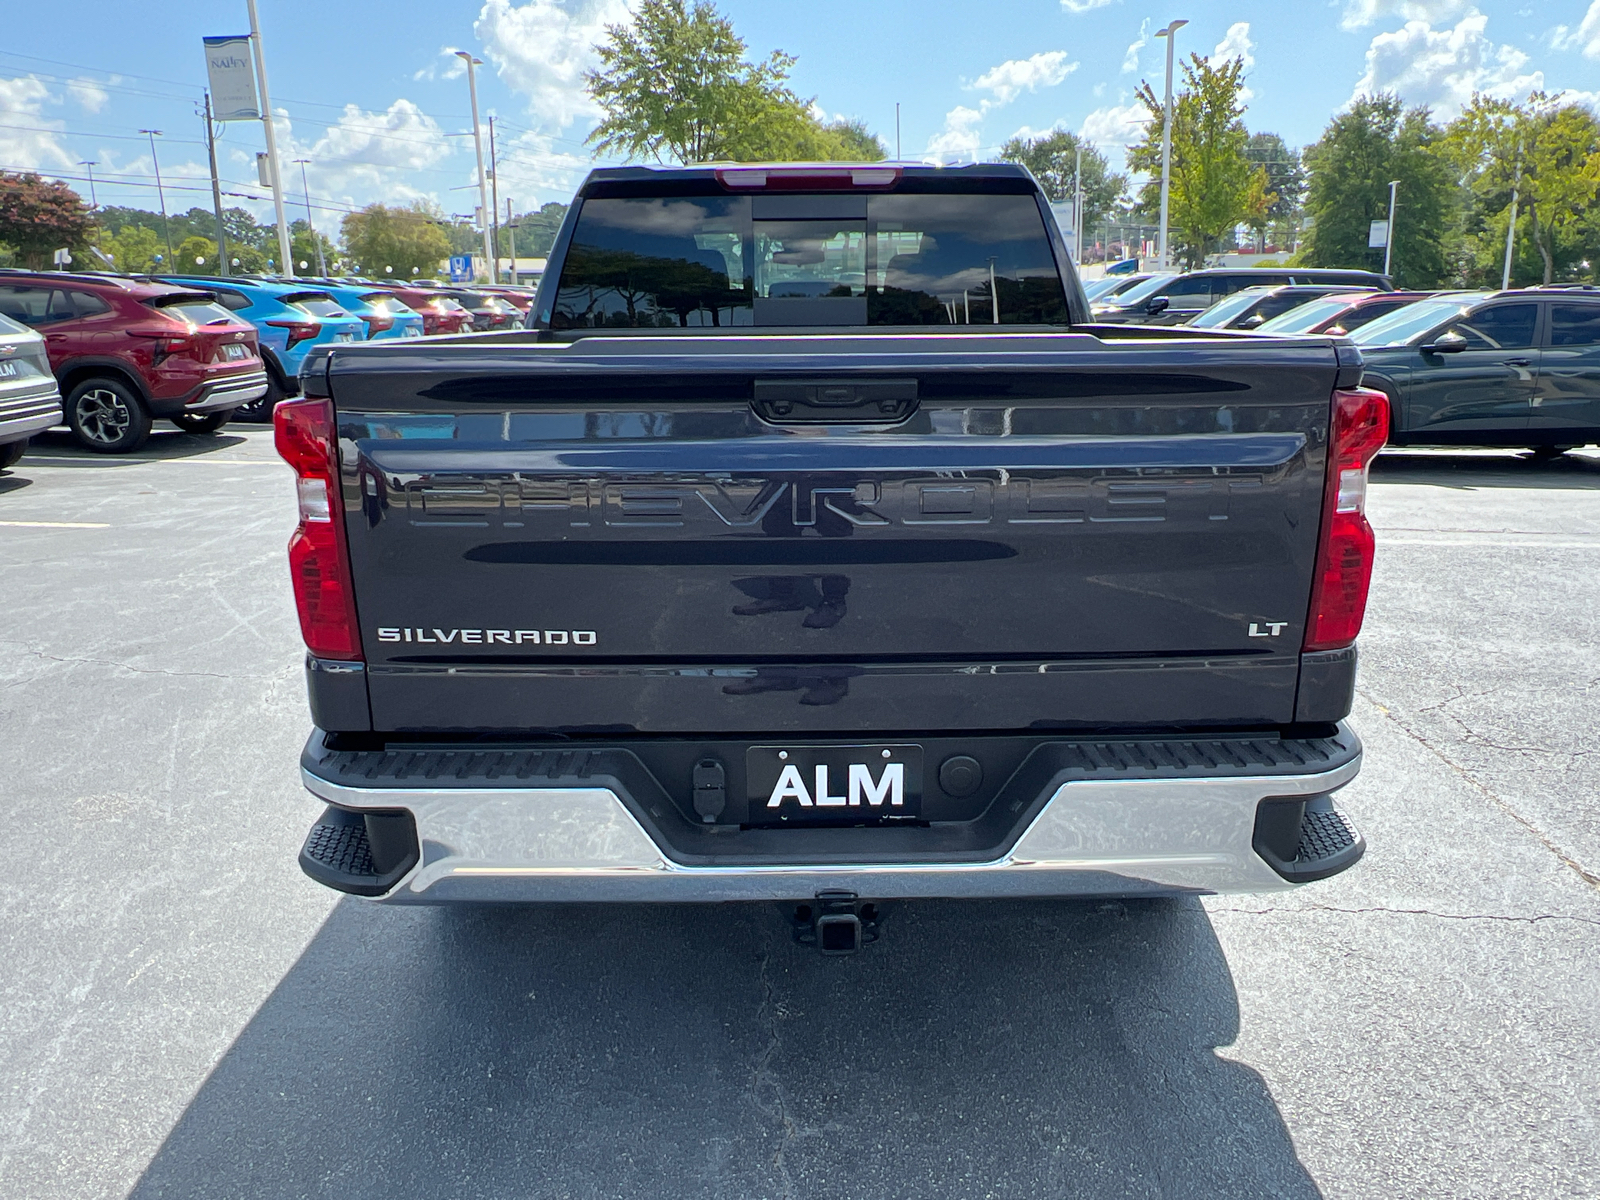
[327,333,1339,733]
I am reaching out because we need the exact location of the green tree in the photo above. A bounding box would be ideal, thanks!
[1302,94,1456,287]
[0,171,95,269]
[340,201,451,278]
[1128,54,1254,269]
[501,201,568,259]
[105,223,162,273]
[1246,132,1305,248]
[823,119,886,161]
[999,130,1127,234]
[173,234,221,272]
[1444,92,1600,285]
[289,219,335,274]
[586,0,873,163]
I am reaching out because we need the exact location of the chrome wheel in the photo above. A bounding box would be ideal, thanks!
[75,387,132,444]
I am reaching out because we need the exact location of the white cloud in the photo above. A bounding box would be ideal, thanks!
[1122,19,1149,73]
[972,51,1078,103]
[475,0,634,130]
[0,76,75,173]
[1340,0,1467,31]
[926,104,989,161]
[265,100,458,216]
[66,77,109,114]
[1061,0,1115,11]
[1212,22,1255,70]
[1550,1,1600,58]
[1351,11,1543,118]
[1080,100,1150,150]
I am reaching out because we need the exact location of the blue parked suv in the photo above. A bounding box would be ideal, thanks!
[153,277,365,421]
[302,282,426,341]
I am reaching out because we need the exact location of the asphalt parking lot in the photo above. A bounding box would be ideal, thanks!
[2,427,1598,1200]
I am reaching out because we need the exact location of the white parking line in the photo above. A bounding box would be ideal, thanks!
[0,520,111,529]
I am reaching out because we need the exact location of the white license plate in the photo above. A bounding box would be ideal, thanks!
[221,342,249,360]
[402,326,422,337]
[0,361,17,377]
[334,332,357,343]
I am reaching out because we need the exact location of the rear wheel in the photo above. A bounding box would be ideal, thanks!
[234,370,285,424]
[67,378,151,453]
[0,438,26,470]
[171,411,232,434]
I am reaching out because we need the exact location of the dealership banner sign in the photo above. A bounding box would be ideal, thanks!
[203,36,260,120]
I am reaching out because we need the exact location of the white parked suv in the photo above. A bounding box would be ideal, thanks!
[0,311,62,469]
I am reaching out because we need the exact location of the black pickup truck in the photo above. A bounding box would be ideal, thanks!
[282,163,1386,941]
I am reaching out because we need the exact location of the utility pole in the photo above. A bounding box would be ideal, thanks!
[1501,141,1523,291]
[1155,19,1187,269]
[247,0,293,277]
[506,197,517,284]
[79,161,98,208]
[488,115,501,283]
[1073,140,1084,262]
[1384,179,1399,278]
[200,94,230,276]
[456,51,494,283]
[294,159,326,275]
[140,129,174,265]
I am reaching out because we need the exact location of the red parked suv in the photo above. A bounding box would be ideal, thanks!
[375,285,474,336]
[0,271,268,453]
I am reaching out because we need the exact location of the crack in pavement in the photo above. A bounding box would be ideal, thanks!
[1358,686,1600,891]
[2,644,292,682]
[1211,903,1600,927]
[748,935,803,1200]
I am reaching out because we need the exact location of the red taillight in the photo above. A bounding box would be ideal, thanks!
[266,318,320,348]
[421,312,440,334]
[274,398,363,661]
[1304,386,1390,652]
[360,314,394,338]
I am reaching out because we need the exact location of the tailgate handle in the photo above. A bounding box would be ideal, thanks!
[753,377,917,423]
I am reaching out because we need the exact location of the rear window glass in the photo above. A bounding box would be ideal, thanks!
[1550,303,1600,346]
[551,192,1069,328]
[1349,297,1476,346]
[148,295,236,325]
[1257,296,1351,334]
[283,293,346,317]
[1188,287,1273,328]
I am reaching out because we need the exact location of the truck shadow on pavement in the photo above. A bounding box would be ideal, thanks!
[128,896,1320,1200]
[20,429,253,465]
[1373,448,1600,489]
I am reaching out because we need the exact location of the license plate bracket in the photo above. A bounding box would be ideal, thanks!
[746,744,923,825]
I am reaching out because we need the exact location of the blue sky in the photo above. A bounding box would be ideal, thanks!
[3,0,1600,230]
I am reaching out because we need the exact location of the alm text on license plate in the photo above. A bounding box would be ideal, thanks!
[747,744,923,824]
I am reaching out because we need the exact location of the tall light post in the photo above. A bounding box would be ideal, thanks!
[1501,143,1523,291]
[1384,179,1399,278]
[294,159,327,276]
[455,51,494,282]
[139,130,174,264]
[1073,140,1084,262]
[247,0,294,277]
[1154,19,1187,269]
[79,161,98,208]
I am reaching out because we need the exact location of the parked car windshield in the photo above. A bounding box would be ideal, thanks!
[360,293,412,313]
[1256,295,1356,334]
[551,191,1070,328]
[1348,296,1479,346]
[1186,287,1274,328]
[1094,273,1176,308]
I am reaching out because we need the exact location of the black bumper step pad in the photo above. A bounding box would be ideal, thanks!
[299,806,420,897]
[1253,795,1365,884]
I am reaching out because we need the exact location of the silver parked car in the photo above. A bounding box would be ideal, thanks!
[0,311,62,469]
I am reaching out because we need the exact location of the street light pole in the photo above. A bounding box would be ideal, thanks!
[1073,140,1083,262]
[247,0,294,277]
[456,51,494,283]
[488,115,501,283]
[140,130,174,265]
[79,161,98,208]
[1384,179,1399,278]
[294,159,327,276]
[1155,19,1187,270]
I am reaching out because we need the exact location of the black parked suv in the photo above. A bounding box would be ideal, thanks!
[1091,267,1394,325]
[1351,287,1600,453]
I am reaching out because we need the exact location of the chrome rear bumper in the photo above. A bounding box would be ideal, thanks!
[185,370,269,413]
[301,752,1362,903]
[0,379,63,442]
